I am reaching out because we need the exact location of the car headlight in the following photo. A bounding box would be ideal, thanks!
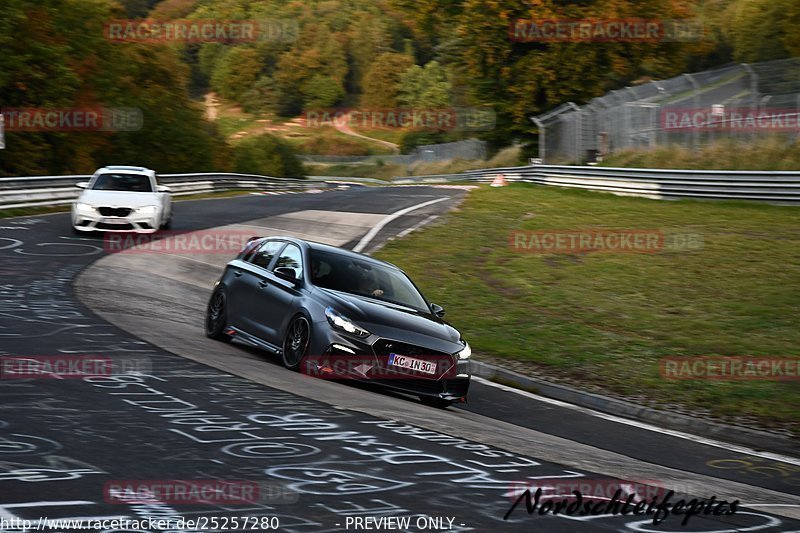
[135,205,158,214]
[325,307,370,338]
[457,341,471,360]
[75,202,95,213]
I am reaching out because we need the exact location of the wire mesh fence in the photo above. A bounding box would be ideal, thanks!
[532,58,800,163]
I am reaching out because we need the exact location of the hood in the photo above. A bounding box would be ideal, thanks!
[315,287,462,348]
[78,189,159,208]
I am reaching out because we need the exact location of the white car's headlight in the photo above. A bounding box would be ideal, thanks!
[457,341,471,360]
[325,307,370,338]
[135,205,158,214]
[75,202,95,213]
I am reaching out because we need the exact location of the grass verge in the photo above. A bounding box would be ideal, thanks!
[601,137,800,170]
[374,183,800,434]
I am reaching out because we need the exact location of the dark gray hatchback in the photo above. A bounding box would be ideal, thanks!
[205,236,471,407]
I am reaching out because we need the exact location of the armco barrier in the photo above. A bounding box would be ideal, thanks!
[0,173,327,209]
[394,165,800,203]
[3,166,800,208]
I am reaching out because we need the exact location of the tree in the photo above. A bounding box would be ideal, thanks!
[361,52,414,108]
[233,134,305,177]
[346,14,393,94]
[210,47,264,103]
[301,74,345,109]
[398,61,451,108]
[241,75,282,114]
[0,0,224,175]
[725,0,800,62]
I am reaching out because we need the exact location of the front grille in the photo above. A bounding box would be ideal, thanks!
[372,338,457,379]
[96,222,134,230]
[372,339,451,358]
[98,207,132,217]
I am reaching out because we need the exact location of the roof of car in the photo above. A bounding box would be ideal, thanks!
[98,166,153,174]
[263,236,400,271]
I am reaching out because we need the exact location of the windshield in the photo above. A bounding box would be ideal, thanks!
[91,173,153,192]
[310,249,429,312]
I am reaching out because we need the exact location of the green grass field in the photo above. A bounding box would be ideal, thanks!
[374,184,800,434]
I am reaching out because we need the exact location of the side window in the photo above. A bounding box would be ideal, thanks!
[250,241,283,269]
[274,244,303,279]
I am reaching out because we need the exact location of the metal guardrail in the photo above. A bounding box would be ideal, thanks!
[0,172,327,209]
[394,165,800,203]
[3,166,799,208]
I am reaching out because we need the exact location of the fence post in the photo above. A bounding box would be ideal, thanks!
[531,116,545,164]
[741,63,760,145]
[683,73,700,151]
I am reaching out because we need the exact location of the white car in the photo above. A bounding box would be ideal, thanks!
[72,166,172,233]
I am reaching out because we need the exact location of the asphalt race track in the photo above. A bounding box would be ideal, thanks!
[1,185,799,532]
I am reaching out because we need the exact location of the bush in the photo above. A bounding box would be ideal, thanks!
[233,134,305,177]
[399,130,447,154]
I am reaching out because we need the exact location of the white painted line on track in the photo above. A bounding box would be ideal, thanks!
[395,215,439,240]
[353,197,449,253]
[745,504,800,508]
[473,376,800,466]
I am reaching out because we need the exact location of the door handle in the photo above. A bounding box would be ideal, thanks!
[258,280,269,288]
[233,270,242,277]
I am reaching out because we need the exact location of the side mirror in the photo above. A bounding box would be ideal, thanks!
[274,267,300,285]
[430,303,445,318]
[157,185,172,193]
[76,182,89,189]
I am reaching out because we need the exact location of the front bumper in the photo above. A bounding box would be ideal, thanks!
[305,327,471,401]
[72,210,159,233]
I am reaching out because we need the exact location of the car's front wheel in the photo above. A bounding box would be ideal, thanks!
[282,315,311,371]
[205,288,231,342]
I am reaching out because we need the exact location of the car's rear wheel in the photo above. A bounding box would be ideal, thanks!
[282,315,310,371]
[205,288,231,342]
[419,396,455,409]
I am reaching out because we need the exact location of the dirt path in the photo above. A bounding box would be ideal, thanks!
[333,112,401,153]
[204,92,220,121]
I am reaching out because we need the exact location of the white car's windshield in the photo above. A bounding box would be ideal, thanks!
[92,173,153,192]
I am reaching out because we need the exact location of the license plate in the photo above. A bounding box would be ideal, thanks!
[102,218,128,224]
[388,353,437,374]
